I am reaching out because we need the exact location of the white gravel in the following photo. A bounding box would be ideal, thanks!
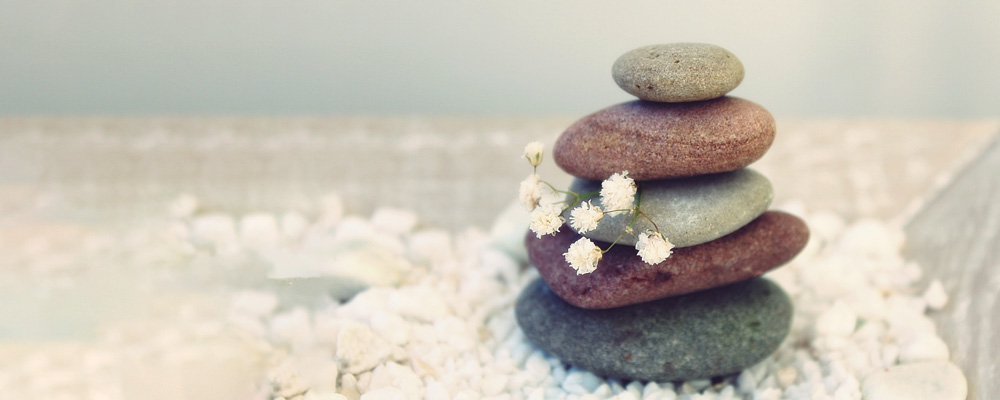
[0,195,967,400]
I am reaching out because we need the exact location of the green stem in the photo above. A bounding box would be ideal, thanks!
[601,189,642,253]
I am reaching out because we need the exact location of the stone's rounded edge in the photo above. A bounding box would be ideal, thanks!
[612,43,745,102]
[527,211,809,309]
[563,169,774,247]
[551,97,776,182]
[860,361,968,400]
[514,277,793,382]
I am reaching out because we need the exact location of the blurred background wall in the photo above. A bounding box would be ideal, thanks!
[1,0,998,117]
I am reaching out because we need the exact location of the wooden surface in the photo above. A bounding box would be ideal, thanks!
[904,135,1000,400]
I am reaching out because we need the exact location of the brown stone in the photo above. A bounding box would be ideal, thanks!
[525,211,808,309]
[553,97,775,181]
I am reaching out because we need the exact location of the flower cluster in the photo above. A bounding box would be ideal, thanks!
[519,142,673,275]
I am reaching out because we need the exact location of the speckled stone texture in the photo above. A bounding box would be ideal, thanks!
[515,277,792,382]
[553,97,775,181]
[527,211,808,309]
[613,43,744,102]
[564,169,772,247]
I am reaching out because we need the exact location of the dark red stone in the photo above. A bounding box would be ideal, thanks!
[525,211,808,309]
[552,97,775,181]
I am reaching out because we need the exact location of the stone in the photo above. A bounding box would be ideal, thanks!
[860,361,967,400]
[564,168,772,247]
[613,43,744,102]
[527,211,808,309]
[553,97,775,181]
[515,277,792,382]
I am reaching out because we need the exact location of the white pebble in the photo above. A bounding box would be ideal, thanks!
[560,369,602,394]
[775,366,797,388]
[452,390,479,400]
[898,332,950,362]
[815,301,857,337]
[424,379,451,400]
[270,307,313,346]
[340,374,361,400]
[335,323,392,374]
[360,386,408,400]
[306,392,350,400]
[317,194,345,229]
[923,280,949,310]
[190,213,238,248]
[169,193,200,218]
[388,286,450,322]
[240,212,279,248]
[371,208,419,236]
[369,362,423,397]
[370,310,411,346]
[230,290,278,317]
[481,375,509,396]
[861,361,967,400]
[610,392,639,400]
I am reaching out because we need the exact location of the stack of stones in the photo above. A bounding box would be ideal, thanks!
[516,43,810,382]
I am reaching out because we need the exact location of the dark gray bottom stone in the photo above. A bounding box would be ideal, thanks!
[515,277,792,382]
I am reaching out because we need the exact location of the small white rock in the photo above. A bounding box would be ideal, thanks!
[424,379,450,400]
[360,386,408,400]
[815,301,857,337]
[923,280,949,310]
[481,375,508,396]
[240,212,279,248]
[371,208,419,236]
[335,323,392,374]
[861,361,966,400]
[898,333,950,363]
[561,369,603,394]
[388,286,450,322]
[230,290,279,317]
[775,366,797,388]
[169,193,200,218]
[281,211,311,240]
[191,213,238,248]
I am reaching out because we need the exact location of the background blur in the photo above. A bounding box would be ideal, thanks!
[2,0,998,117]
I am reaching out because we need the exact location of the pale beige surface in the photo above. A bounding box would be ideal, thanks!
[1,118,998,398]
[2,118,997,230]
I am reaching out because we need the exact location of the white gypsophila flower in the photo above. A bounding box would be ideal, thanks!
[600,171,637,211]
[524,141,544,167]
[569,201,604,233]
[564,237,602,274]
[529,203,564,238]
[519,173,543,210]
[636,230,674,264]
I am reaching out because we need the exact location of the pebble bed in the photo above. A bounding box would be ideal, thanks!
[1,194,960,400]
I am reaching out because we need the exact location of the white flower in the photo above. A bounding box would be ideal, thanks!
[569,201,604,233]
[600,171,637,211]
[524,141,544,167]
[519,173,543,210]
[529,204,564,238]
[564,237,602,274]
[636,230,674,264]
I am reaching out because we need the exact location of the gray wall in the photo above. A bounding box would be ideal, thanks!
[2,0,998,117]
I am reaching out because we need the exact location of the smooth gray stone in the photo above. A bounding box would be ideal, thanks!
[612,43,744,102]
[563,169,772,247]
[515,277,792,382]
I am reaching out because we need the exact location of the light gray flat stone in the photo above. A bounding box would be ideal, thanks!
[612,43,744,102]
[861,361,967,400]
[564,169,772,247]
